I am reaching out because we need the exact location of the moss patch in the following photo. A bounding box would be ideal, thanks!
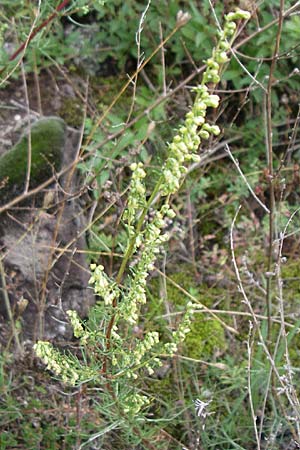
[147,266,227,359]
[0,117,65,202]
[58,97,84,128]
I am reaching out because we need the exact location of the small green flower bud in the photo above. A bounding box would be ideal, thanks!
[219,40,230,50]
[180,166,188,174]
[186,118,195,127]
[224,21,237,35]
[199,130,210,139]
[168,142,178,153]
[186,153,201,163]
[186,111,194,119]
[169,145,185,162]
[183,136,195,151]
[147,366,154,375]
[204,94,220,108]
[173,134,182,143]
[179,126,188,135]
[226,10,251,21]
[201,123,211,132]
[206,58,220,71]
[135,182,145,194]
[167,158,179,171]
[130,162,137,171]
[225,12,237,21]
[166,208,176,218]
[193,116,205,126]
[203,70,220,84]
[194,101,207,113]
[191,153,201,162]
[192,135,201,146]
[192,84,208,95]
[177,141,189,154]
[210,125,221,135]
[237,10,251,20]
[216,51,229,63]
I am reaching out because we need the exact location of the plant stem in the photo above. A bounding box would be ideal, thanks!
[116,177,163,285]
[102,177,163,376]
[265,0,284,344]
[0,259,23,354]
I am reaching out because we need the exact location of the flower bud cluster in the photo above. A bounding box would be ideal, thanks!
[66,310,92,345]
[204,9,250,84]
[89,264,119,306]
[123,392,150,415]
[161,9,250,196]
[161,85,221,195]
[34,341,79,385]
[112,332,160,380]
[164,301,195,356]
[67,310,85,339]
[145,357,162,376]
[132,331,159,366]
[226,10,251,21]
[119,205,175,324]
[122,162,147,240]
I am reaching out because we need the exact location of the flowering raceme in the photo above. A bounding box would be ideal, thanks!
[161,10,251,196]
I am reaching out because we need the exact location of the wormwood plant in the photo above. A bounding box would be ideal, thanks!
[34,9,250,447]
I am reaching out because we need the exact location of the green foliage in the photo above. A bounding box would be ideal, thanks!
[65,0,256,79]
[0,1,107,75]
[223,2,299,93]
[77,76,167,196]
[0,357,99,450]
[88,227,128,256]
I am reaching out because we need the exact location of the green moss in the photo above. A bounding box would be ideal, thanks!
[185,317,226,359]
[58,97,84,127]
[281,259,300,294]
[90,75,130,106]
[0,117,65,201]
[148,266,227,359]
[273,259,300,365]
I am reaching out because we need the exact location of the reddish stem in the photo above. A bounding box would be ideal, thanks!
[8,0,71,63]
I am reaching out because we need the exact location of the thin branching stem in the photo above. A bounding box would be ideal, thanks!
[0,259,23,354]
[247,321,261,450]
[230,206,300,426]
[265,0,285,345]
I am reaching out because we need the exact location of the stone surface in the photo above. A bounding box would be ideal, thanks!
[0,117,94,342]
[0,117,65,203]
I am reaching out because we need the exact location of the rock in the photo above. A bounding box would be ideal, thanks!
[0,117,94,342]
[0,117,65,203]
[0,205,94,341]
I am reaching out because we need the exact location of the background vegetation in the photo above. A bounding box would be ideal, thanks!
[1,0,300,449]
